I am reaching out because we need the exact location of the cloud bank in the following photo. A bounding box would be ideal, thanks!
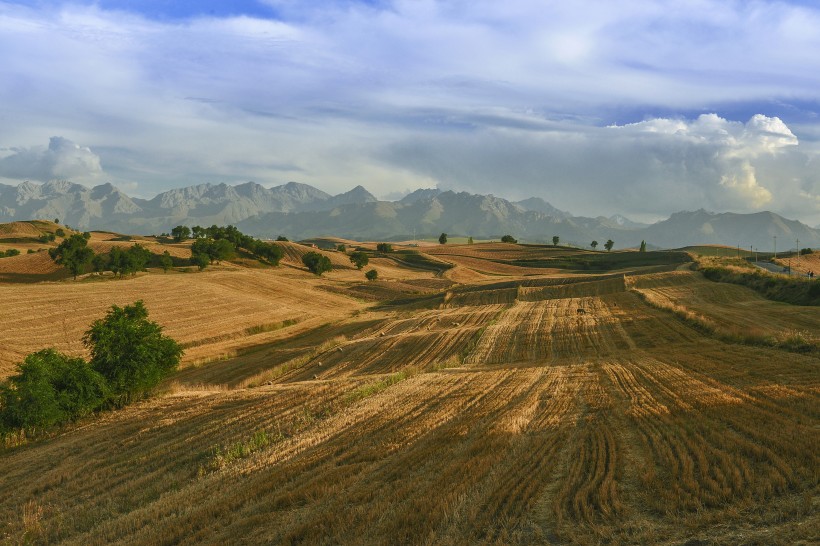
[0,137,104,184]
[0,0,819,222]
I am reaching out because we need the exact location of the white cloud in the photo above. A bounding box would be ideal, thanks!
[0,137,104,184]
[0,1,819,223]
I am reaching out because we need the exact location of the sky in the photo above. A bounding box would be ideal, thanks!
[1,0,819,224]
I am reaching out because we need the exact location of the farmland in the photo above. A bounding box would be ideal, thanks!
[0,224,817,544]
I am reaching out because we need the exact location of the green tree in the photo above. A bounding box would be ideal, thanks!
[439,233,448,245]
[171,225,191,242]
[83,301,182,405]
[468,236,474,244]
[49,233,95,279]
[160,250,173,273]
[336,244,347,252]
[639,240,647,252]
[126,244,152,275]
[552,235,560,247]
[365,269,378,281]
[501,235,517,243]
[591,240,598,250]
[0,349,107,431]
[53,218,59,224]
[302,251,332,276]
[55,228,66,238]
[349,251,369,270]
[376,243,392,253]
[192,252,210,271]
[276,235,289,242]
[92,253,108,274]
[191,226,205,239]
[605,239,614,252]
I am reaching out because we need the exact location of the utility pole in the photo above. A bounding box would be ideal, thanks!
[773,235,777,259]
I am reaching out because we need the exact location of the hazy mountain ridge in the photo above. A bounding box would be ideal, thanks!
[0,180,818,249]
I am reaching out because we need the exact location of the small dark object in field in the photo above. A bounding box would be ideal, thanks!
[577,308,586,315]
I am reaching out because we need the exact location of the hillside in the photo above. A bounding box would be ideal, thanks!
[0,230,818,544]
[3,180,819,249]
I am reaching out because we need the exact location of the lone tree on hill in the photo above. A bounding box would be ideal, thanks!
[439,233,448,245]
[83,301,182,406]
[591,240,598,250]
[171,225,191,242]
[49,233,95,279]
[605,239,614,252]
[501,235,517,243]
[468,236,474,244]
[639,240,647,252]
[349,251,369,270]
[302,251,332,276]
[365,269,378,281]
[552,235,560,246]
[376,243,392,253]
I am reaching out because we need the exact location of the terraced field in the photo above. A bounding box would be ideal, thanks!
[0,239,818,544]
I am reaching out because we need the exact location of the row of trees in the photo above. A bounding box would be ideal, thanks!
[0,301,182,433]
[49,234,165,279]
[175,225,285,270]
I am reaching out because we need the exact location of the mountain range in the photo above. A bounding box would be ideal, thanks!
[1,179,818,250]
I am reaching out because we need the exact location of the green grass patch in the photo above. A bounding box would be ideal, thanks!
[503,250,691,271]
[699,265,820,306]
[344,368,419,404]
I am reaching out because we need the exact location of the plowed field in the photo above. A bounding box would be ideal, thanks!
[0,242,817,545]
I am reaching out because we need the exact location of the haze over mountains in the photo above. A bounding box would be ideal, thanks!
[1,180,818,250]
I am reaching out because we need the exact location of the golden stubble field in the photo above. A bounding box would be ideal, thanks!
[0,235,818,545]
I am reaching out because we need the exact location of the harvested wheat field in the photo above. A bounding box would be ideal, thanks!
[0,240,818,545]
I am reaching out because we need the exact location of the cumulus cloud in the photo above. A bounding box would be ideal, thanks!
[0,137,105,183]
[380,114,815,220]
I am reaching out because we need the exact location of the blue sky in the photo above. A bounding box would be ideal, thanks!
[1,0,819,223]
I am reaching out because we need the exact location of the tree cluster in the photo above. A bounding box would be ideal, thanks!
[376,243,393,253]
[0,301,182,433]
[1,249,20,258]
[174,225,285,270]
[93,244,153,277]
[501,235,517,243]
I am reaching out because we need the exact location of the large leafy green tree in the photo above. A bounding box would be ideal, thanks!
[171,225,191,242]
[302,251,332,276]
[439,233,448,245]
[0,349,107,431]
[605,239,615,252]
[349,251,369,270]
[83,301,182,405]
[552,235,560,247]
[48,233,95,279]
